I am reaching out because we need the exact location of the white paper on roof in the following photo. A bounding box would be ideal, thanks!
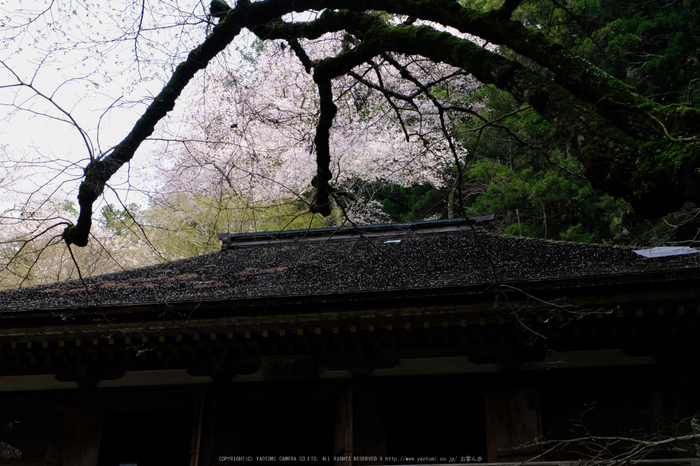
[633,246,698,258]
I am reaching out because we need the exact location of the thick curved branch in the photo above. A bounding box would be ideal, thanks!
[64,1,253,246]
[310,75,337,216]
[255,9,700,218]
[496,0,524,19]
[317,0,696,139]
[65,0,700,247]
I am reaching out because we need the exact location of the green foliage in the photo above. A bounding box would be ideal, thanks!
[515,0,700,106]
[452,90,700,245]
[463,156,633,243]
[140,193,329,260]
[347,63,699,246]
[373,183,447,222]
[448,81,633,243]
[100,203,141,236]
[442,0,700,244]
[63,201,79,216]
[253,200,329,232]
[459,0,505,11]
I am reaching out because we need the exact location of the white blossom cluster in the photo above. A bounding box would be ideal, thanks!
[152,31,483,219]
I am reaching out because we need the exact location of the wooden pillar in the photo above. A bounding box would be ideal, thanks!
[353,387,386,464]
[47,407,104,466]
[484,388,542,462]
[335,386,354,466]
[334,385,386,466]
[653,387,690,437]
[42,408,70,466]
[190,393,205,466]
[197,393,242,466]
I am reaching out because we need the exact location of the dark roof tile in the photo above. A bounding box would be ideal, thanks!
[1,230,698,312]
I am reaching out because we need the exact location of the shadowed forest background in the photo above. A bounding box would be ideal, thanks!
[1,0,699,288]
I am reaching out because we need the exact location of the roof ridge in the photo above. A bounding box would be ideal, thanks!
[216,216,494,250]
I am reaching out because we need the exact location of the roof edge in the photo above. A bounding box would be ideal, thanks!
[216,216,494,250]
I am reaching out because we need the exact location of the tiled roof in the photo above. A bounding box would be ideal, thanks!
[1,221,698,312]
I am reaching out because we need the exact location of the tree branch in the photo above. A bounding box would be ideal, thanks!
[63,1,257,246]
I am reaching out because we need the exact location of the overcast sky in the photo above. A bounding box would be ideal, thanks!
[0,1,218,211]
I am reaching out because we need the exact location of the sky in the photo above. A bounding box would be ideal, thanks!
[0,2,470,226]
[0,0,219,212]
[0,1,329,224]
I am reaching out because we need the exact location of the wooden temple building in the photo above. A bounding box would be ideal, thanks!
[0,218,699,466]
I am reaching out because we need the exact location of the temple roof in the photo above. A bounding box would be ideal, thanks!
[1,219,698,313]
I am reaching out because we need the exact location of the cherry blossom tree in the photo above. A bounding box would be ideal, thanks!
[150,30,480,230]
[2,0,699,250]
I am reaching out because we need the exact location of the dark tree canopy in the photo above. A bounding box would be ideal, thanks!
[62,0,700,247]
